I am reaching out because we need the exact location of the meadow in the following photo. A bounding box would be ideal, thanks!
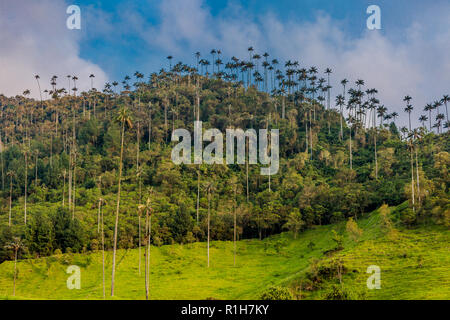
[1,207,448,300]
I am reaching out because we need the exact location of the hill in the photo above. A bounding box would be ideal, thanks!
[1,205,448,300]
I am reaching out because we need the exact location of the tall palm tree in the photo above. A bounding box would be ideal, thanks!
[34,75,43,109]
[97,196,107,299]
[167,56,173,70]
[404,104,413,131]
[4,237,26,296]
[33,149,39,187]
[111,107,133,297]
[139,196,153,300]
[410,129,423,205]
[419,115,428,130]
[442,95,449,124]
[389,111,398,127]
[407,139,415,212]
[230,176,240,266]
[204,181,215,268]
[325,68,332,110]
[22,144,30,224]
[336,95,345,140]
[424,104,433,131]
[7,171,15,227]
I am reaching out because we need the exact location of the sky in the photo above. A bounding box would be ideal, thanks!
[1,0,449,129]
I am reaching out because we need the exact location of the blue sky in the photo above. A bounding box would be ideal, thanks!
[2,0,449,128]
[74,0,440,78]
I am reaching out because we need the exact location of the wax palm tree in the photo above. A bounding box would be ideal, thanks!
[424,104,433,131]
[404,104,413,132]
[391,112,399,126]
[325,68,332,110]
[167,55,173,70]
[139,195,153,300]
[6,171,15,227]
[442,95,449,124]
[34,75,43,108]
[336,94,345,140]
[229,176,240,266]
[4,237,26,296]
[111,107,133,296]
[409,129,423,205]
[89,74,95,90]
[204,181,215,268]
[97,196,107,299]
[21,144,30,224]
[436,113,445,134]
[419,115,428,130]
[33,149,39,187]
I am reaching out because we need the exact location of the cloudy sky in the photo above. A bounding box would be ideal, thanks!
[1,0,449,128]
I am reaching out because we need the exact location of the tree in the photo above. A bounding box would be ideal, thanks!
[283,208,304,239]
[346,217,362,242]
[98,196,107,299]
[6,171,14,227]
[230,176,241,266]
[111,107,133,296]
[442,95,449,125]
[4,237,26,296]
[22,144,30,225]
[204,181,215,268]
[139,196,153,300]
[404,103,413,132]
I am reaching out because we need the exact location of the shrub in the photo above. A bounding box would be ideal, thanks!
[260,286,293,300]
[322,284,365,300]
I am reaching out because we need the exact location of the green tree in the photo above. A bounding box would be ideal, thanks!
[111,107,133,296]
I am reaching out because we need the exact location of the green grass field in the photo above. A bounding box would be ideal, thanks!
[0,207,448,300]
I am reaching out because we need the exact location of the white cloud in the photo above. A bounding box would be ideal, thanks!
[0,0,108,99]
[2,0,449,129]
[137,0,450,128]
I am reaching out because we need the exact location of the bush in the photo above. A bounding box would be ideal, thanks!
[260,286,293,300]
[322,284,365,300]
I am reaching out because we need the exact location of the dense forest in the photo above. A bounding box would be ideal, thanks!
[0,50,449,296]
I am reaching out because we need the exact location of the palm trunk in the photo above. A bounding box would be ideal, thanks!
[68,157,72,210]
[72,153,76,220]
[62,171,66,207]
[207,191,210,268]
[13,249,17,296]
[35,155,38,187]
[138,214,141,276]
[374,129,378,179]
[97,201,101,233]
[246,140,249,202]
[196,169,200,224]
[349,126,353,170]
[148,103,152,148]
[24,153,27,225]
[101,203,105,299]
[111,120,125,296]
[8,176,12,227]
[410,147,415,212]
[415,147,421,205]
[233,187,237,267]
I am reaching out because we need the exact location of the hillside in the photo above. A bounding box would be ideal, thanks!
[0,64,449,301]
[1,205,448,300]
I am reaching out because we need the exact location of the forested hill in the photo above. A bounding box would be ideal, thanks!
[0,69,448,263]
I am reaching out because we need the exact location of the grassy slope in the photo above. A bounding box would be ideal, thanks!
[0,207,448,300]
